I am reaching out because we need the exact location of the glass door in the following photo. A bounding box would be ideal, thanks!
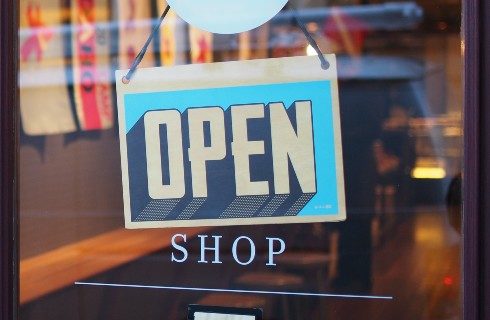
[12,0,470,319]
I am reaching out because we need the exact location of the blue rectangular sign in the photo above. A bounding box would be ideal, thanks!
[116,56,345,228]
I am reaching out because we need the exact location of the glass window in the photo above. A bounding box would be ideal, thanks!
[19,0,462,319]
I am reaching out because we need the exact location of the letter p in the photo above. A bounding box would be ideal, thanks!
[266,237,286,266]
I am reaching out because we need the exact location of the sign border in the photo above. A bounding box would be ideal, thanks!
[116,55,346,229]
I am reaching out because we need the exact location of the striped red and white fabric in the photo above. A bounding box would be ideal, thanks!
[253,23,270,59]
[323,7,369,56]
[71,0,113,131]
[19,0,77,135]
[239,31,252,61]
[158,1,187,66]
[189,26,213,64]
[116,0,155,69]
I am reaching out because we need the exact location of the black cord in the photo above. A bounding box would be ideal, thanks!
[294,15,329,70]
[123,4,171,83]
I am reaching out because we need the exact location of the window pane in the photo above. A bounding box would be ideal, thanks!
[19,0,462,319]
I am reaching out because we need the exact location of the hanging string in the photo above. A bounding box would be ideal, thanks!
[294,15,330,70]
[122,4,329,83]
[122,4,171,84]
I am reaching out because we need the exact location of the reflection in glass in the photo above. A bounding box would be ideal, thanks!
[19,1,462,319]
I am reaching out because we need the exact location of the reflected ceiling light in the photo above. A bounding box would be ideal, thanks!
[411,167,446,179]
[306,44,317,56]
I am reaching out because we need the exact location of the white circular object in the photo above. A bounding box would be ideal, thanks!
[167,0,288,34]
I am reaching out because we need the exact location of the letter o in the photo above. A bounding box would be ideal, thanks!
[232,236,256,266]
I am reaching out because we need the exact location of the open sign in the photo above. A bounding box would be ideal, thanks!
[116,55,345,228]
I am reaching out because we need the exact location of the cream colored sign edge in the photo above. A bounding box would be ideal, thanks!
[116,55,346,229]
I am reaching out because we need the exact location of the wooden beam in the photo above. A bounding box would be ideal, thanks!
[463,0,482,319]
[20,227,208,304]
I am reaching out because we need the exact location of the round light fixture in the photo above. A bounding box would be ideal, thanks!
[167,0,288,34]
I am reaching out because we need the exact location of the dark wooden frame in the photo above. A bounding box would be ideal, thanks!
[0,0,19,319]
[0,0,486,319]
[463,0,489,319]
[481,0,490,315]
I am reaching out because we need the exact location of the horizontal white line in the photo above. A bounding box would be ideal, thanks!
[75,282,394,300]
